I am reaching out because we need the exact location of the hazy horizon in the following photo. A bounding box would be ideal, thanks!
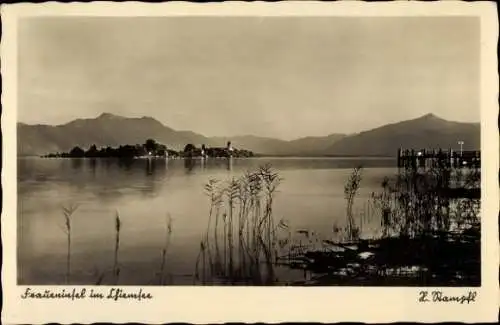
[17,111,477,141]
[19,16,480,140]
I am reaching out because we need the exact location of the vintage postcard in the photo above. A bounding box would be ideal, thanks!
[1,1,498,323]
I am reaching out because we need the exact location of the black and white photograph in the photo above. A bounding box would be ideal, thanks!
[2,1,498,323]
[16,13,484,287]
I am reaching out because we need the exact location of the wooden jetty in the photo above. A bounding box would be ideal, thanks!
[397,148,480,169]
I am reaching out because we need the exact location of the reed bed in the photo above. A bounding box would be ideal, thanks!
[53,161,479,286]
[285,163,481,286]
[370,163,480,238]
[194,164,291,285]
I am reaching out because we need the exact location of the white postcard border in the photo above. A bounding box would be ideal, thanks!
[1,1,498,323]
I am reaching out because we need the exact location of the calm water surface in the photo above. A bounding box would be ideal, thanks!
[18,157,397,285]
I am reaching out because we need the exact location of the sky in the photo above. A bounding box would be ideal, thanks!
[18,16,480,140]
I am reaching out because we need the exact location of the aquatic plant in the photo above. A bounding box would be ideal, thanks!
[344,166,363,241]
[93,267,105,285]
[113,211,122,284]
[370,163,480,238]
[283,162,480,286]
[195,164,286,285]
[61,204,79,284]
[158,214,173,285]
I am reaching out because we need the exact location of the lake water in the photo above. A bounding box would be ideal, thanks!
[18,157,397,285]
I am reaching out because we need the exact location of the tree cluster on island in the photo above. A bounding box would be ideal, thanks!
[42,139,254,159]
[182,142,253,158]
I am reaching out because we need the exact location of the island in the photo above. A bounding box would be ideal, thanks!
[41,139,254,159]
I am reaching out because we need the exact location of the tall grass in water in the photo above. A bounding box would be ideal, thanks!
[113,211,121,284]
[62,204,78,284]
[196,164,286,285]
[158,214,173,285]
[284,164,480,285]
[198,179,223,282]
[371,163,480,238]
[344,166,363,241]
[57,205,177,285]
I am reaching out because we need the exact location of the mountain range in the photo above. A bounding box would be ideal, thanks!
[17,112,480,157]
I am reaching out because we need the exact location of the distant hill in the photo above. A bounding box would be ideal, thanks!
[210,134,346,156]
[17,113,346,156]
[17,112,479,157]
[325,114,480,156]
[17,113,210,156]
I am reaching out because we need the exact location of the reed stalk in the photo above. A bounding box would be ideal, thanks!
[344,166,363,241]
[62,204,78,284]
[113,211,121,285]
[197,165,283,285]
[159,214,173,285]
[371,163,480,238]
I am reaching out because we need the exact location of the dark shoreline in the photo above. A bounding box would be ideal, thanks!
[283,227,481,287]
[21,155,397,159]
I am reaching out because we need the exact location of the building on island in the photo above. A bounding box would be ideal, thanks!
[181,141,250,158]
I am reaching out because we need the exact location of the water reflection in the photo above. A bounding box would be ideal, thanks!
[117,158,134,171]
[182,157,234,173]
[71,158,83,170]
[184,158,196,174]
[145,158,155,176]
[88,158,97,178]
[18,157,396,198]
[18,156,398,285]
